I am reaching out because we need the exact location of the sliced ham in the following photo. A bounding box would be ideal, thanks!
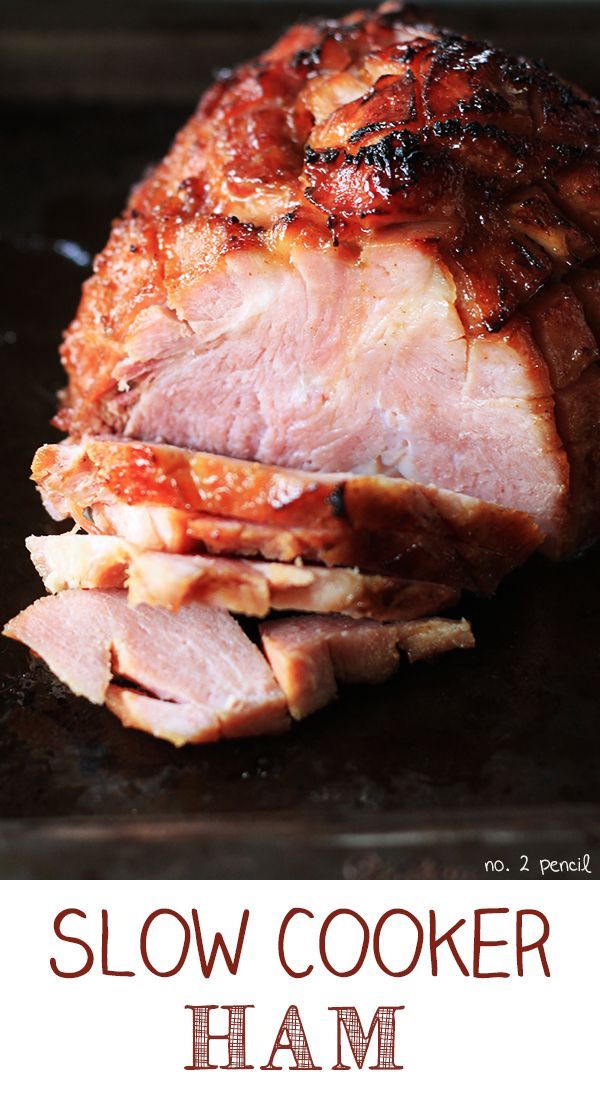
[3,589,289,745]
[27,533,457,620]
[32,438,542,592]
[74,500,473,589]
[27,532,130,593]
[81,501,196,554]
[260,614,475,718]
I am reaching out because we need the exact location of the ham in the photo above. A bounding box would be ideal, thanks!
[52,4,600,555]
[15,3,600,745]
[3,590,289,745]
[74,500,475,588]
[32,438,542,592]
[3,588,475,738]
[260,613,475,718]
[27,533,458,620]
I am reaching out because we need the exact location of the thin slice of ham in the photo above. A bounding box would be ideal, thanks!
[32,438,542,592]
[3,589,289,745]
[26,533,458,620]
[259,614,475,718]
[70,499,520,592]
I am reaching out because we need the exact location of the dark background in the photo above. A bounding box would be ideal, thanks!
[3,1,600,103]
[1,1,599,877]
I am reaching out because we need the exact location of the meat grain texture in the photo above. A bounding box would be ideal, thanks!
[6,2,600,744]
[5,591,289,745]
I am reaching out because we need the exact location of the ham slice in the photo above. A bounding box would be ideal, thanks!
[32,438,542,592]
[27,533,458,620]
[260,614,474,718]
[3,589,289,745]
[75,500,472,588]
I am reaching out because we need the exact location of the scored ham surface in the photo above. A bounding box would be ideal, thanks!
[3,590,289,745]
[26,534,457,620]
[260,613,474,717]
[32,437,542,592]
[54,3,600,555]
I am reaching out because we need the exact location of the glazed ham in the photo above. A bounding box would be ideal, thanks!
[260,613,474,718]
[55,3,600,555]
[10,1,600,746]
[32,437,542,592]
[3,590,289,745]
[26,534,457,620]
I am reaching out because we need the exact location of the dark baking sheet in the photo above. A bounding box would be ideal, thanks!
[1,2,599,878]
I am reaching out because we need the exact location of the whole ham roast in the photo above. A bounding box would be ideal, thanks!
[5,2,600,744]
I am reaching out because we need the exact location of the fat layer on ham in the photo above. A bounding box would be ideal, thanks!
[260,614,474,718]
[3,589,289,745]
[26,533,458,620]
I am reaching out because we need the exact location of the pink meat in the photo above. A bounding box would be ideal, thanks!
[80,241,570,541]
[260,613,475,718]
[26,533,458,620]
[3,590,289,745]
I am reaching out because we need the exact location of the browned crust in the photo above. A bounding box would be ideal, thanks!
[525,266,600,555]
